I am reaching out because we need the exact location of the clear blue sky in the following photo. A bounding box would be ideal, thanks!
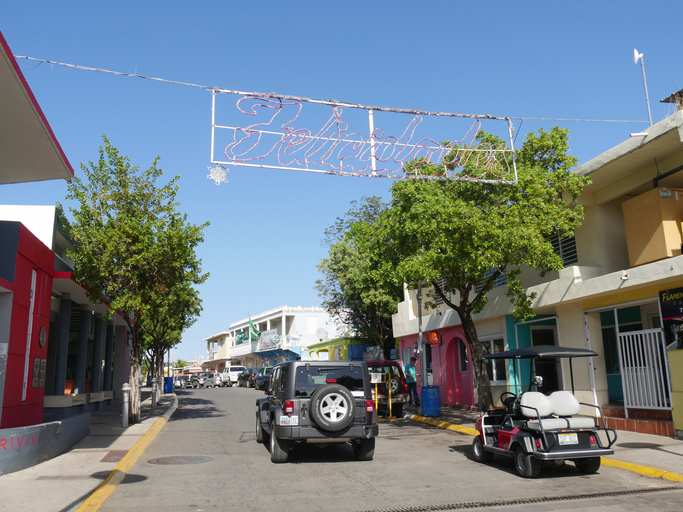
[2,2,679,361]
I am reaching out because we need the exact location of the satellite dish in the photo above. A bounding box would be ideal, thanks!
[633,48,642,64]
[315,328,328,341]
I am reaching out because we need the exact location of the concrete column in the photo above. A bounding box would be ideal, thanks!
[103,323,114,392]
[91,314,103,393]
[74,308,90,394]
[112,326,130,398]
[53,294,71,395]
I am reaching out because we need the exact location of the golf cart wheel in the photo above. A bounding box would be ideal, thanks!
[575,457,601,474]
[352,438,375,461]
[514,446,542,478]
[472,435,493,463]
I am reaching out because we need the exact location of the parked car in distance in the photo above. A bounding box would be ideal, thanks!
[366,360,409,417]
[256,360,378,463]
[190,372,211,388]
[222,365,246,386]
[237,368,258,388]
[253,366,273,390]
[204,373,223,388]
[174,375,190,389]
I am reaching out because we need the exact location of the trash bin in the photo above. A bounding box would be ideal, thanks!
[421,385,441,417]
[164,377,173,393]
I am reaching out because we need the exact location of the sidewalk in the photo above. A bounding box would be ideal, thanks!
[404,404,683,481]
[0,389,177,512]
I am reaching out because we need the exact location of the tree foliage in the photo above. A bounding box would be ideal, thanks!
[66,137,208,421]
[316,197,403,357]
[361,127,589,409]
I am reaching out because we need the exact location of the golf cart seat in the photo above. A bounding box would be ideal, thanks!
[520,391,596,431]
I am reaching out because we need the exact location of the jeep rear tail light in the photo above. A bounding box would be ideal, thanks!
[326,379,337,383]
[589,435,596,445]
[365,401,375,413]
[285,401,294,414]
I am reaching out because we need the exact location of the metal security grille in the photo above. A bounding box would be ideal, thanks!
[617,329,672,411]
[549,233,578,266]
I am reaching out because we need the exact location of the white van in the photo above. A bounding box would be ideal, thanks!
[220,365,246,386]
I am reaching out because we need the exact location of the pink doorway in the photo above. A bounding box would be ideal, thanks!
[452,337,474,406]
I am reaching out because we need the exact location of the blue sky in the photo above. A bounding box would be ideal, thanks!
[2,2,680,361]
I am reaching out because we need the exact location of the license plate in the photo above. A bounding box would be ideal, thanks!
[559,433,578,445]
[280,415,299,426]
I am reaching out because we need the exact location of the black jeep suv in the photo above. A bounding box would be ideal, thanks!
[255,361,378,463]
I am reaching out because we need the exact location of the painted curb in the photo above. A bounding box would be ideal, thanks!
[76,393,179,512]
[601,457,683,482]
[406,413,479,437]
[406,412,683,482]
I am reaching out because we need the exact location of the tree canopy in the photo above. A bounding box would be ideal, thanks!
[358,127,589,409]
[317,197,403,357]
[66,137,208,421]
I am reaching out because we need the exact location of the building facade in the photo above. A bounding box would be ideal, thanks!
[393,109,683,436]
[203,306,347,371]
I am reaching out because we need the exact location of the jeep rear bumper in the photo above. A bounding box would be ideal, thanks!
[275,424,378,441]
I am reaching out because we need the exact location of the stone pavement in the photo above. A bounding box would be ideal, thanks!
[2,395,682,512]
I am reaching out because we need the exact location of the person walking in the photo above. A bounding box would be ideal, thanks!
[405,357,420,406]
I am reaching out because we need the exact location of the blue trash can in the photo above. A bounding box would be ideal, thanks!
[164,377,173,393]
[421,386,441,417]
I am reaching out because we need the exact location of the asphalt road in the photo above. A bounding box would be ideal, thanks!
[98,387,682,512]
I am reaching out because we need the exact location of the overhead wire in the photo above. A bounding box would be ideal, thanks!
[14,55,649,125]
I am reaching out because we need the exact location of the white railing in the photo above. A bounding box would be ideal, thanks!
[231,341,259,357]
[617,328,672,411]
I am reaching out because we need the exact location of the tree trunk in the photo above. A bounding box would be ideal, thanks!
[129,341,142,424]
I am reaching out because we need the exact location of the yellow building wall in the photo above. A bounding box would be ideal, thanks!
[622,188,683,267]
[667,349,683,431]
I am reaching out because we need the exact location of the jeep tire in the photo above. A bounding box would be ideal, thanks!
[352,438,375,461]
[310,384,356,432]
[269,423,290,463]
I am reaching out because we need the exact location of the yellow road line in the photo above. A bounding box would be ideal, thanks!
[76,394,178,512]
[407,412,683,482]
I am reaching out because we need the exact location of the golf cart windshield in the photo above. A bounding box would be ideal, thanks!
[482,345,597,393]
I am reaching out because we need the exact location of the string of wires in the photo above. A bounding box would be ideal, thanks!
[13,55,649,125]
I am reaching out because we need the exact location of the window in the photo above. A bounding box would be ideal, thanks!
[475,268,508,293]
[548,233,578,266]
[294,366,365,396]
[480,337,506,384]
[434,277,448,307]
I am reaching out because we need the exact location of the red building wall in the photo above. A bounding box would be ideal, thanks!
[1,223,54,429]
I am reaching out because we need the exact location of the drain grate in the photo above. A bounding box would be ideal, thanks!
[147,455,213,465]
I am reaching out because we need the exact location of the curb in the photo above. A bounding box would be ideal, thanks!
[76,393,179,512]
[405,412,683,482]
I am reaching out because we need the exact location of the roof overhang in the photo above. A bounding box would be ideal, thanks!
[52,271,127,326]
[0,31,74,184]
[574,111,683,204]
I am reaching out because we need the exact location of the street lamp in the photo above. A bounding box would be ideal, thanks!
[633,48,653,127]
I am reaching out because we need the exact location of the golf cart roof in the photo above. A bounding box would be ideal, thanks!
[482,345,597,360]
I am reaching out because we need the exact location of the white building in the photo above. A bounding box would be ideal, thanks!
[203,305,346,370]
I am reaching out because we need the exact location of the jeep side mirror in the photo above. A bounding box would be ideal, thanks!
[534,375,544,388]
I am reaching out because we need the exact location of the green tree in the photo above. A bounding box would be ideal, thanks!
[363,127,589,409]
[66,137,208,422]
[317,197,402,358]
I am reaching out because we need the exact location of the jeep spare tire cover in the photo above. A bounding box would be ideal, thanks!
[310,384,356,432]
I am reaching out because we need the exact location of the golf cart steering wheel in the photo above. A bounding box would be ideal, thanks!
[500,391,517,409]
